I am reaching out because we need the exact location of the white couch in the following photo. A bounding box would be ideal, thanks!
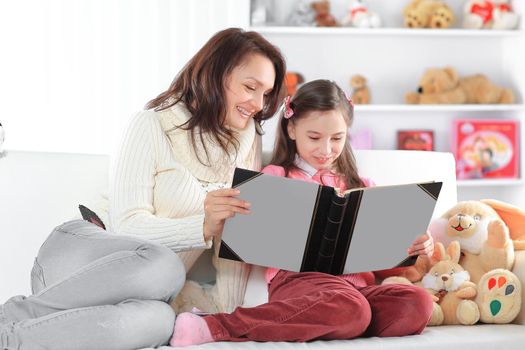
[1,150,525,350]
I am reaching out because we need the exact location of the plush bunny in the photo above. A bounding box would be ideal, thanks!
[421,241,480,325]
[429,200,525,284]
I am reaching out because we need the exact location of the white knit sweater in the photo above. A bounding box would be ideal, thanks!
[109,103,261,312]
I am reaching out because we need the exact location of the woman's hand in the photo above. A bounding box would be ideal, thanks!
[407,230,434,258]
[203,188,251,242]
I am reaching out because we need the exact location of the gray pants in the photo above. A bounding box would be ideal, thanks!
[0,220,185,350]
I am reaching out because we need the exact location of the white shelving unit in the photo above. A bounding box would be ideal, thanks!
[252,26,525,37]
[250,0,525,207]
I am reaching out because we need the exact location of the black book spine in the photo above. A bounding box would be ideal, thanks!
[300,185,334,272]
[314,194,347,273]
[330,190,363,275]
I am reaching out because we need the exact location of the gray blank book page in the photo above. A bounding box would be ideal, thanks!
[222,174,319,271]
[343,184,436,273]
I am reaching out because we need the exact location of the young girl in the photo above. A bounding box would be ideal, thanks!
[170,79,434,346]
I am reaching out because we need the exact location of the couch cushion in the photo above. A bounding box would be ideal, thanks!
[141,324,525,349]
[0,150,109,301]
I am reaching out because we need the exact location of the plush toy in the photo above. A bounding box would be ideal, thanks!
[384,239,522,325]
[421,241,480,325]
[476,268,522,323]
[311,0,338,27]
[430,200,525,284]
[287,0,317,27]
[341,0,382,28]
[429,4,455,28]
[463,0,519,30]
[403,0,455,29]
[284,72,305,96]
[350,74,370,104]
[384,199,525,325]
[405,67,515,104]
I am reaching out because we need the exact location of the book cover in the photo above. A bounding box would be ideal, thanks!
[452,119,520,180]
[219,168,442,275]
[397,130,434,151]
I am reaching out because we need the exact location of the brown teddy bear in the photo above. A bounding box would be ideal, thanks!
[405,67,515,104]
[429,4,455,28]
[404,0,454,29]
[350,74,370,104]
[311,0,338,27]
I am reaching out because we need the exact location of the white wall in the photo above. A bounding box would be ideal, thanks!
[0,0,249,156]
[0,0,251,302]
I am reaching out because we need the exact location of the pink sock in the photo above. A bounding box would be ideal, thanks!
[170,312,214,347]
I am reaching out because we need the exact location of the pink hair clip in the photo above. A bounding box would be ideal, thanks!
[283,96,294,119]
[344,91,354,109]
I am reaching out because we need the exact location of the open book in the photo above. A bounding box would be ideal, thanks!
[219,168,442,275]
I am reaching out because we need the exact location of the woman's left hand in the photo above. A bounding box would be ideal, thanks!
[407,230,434,258]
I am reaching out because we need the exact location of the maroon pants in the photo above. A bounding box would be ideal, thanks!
[204,271,433,342]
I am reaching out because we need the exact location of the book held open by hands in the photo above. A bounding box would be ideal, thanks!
[219,168,442,275]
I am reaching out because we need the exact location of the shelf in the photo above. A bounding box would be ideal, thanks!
[354,104,525,112]
[457,179,524,187]
[251,26,525,37]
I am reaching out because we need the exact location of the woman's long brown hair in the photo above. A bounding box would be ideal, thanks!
[146,28,286,165]
[270,79,364,189]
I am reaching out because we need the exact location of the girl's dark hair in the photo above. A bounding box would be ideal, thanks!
[270,79,364,189]
[146,28,286,164]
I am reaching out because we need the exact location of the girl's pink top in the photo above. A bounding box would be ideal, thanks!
[261,162,377,288]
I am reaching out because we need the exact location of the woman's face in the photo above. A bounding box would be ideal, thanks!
[223,53,275,130]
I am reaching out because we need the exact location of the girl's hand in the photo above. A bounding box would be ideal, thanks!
[203,188,251,242]
[407,230,434,258]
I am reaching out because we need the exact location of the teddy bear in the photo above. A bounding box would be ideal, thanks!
[403,0,455,29]
[429,3,455,28]
[463,0,519,30]
[311,0,338,27]
[421,241,481,325]
[350,74,370,104]
[405,67,515,104]
[341,0,382,28]
[284,72,305,96]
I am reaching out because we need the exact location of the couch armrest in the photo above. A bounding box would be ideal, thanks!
[513,250,525,325]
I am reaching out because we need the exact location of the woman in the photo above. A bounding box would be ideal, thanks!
[0,28,286,349]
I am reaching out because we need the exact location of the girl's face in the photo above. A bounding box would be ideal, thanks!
[223,53,275,130]
[287,109,348,171]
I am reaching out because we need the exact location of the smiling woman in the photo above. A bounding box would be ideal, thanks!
[0,28,286,350]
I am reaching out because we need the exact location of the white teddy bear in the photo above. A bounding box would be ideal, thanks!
[463,0,519,30]
[341,0,381,28]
